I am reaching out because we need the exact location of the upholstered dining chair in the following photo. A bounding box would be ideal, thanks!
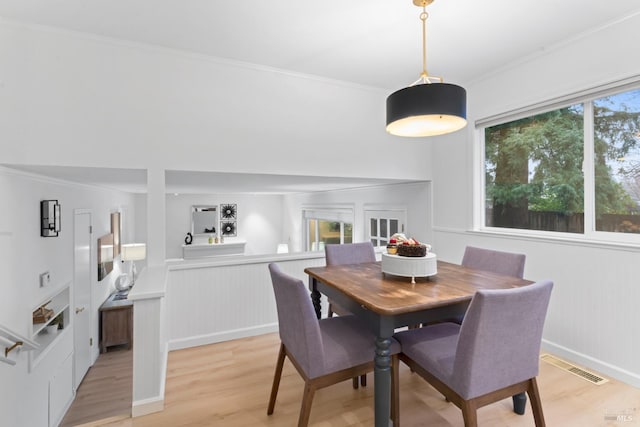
[461,246,526,279]
[267,263,400,427]
[324,241,377,388]
[394,280,553,427]
[459,245,528,414]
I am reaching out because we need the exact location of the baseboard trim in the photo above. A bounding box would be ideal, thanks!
[167,323,278,351]
[542,339,640,388]
[132,396,164,417]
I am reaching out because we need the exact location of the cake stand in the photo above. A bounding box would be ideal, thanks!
[381,252,437,284]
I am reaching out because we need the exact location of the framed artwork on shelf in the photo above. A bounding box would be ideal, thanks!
[220,204,237,219]
[220,221,237,237]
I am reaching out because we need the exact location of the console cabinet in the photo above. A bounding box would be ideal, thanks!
[99,291,133,353]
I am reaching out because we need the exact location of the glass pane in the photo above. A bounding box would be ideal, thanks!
[370,218,377,237]
[318,220,341,245]
[485,104,584,233]
[380,219,388,238]
[390,219,399,235]
[308,219,317,251]
[593,89,640,233]
[343,223,353,244]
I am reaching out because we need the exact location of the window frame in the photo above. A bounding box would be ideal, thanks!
[476,79,640,246]
[302,205,354,252]
[364,207,407,249]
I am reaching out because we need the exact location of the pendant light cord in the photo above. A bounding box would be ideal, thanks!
[410,0,443,86]
[421,8,429,81]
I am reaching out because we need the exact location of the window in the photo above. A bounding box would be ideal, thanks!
[365,209,406,248]
[303,207,353,251]
[482,85,640,238]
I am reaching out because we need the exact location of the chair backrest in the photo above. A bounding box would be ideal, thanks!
[461,246,526,278]
[268,263,325,378]
[325,242,376,266]
[452,280,553,399]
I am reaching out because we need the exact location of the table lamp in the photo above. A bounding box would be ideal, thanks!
[121,243,146,286]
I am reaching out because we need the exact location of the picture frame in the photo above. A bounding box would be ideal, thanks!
[111,212,121,258]
[98,233,114,281]
[220,221,237,237]
[220,204,237,219]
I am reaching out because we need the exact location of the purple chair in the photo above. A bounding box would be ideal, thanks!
[325,242,377,319]
[324,242,377,388]
[460,245,528,414]
[461,246,526,279]
[267,263,400,427]
[395,280,553,427]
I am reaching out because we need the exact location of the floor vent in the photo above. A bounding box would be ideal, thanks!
[540,354,608,385]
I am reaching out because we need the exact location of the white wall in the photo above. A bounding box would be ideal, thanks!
[283,182,432,252]
[165,193,284,258]
[0,167,138,426]
[0,19,433,182]
[431,14,640,386]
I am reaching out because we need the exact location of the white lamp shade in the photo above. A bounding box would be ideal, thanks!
[121,243,146,261]
[276,244,289,254]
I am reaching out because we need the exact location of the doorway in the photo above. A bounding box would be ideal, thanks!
[73,210,92,389]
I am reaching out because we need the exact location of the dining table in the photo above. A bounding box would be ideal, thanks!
[304,259,533,427]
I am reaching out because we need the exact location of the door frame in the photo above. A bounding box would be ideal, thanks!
[73,209,93,390]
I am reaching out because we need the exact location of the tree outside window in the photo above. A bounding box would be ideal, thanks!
[484,87,640,235]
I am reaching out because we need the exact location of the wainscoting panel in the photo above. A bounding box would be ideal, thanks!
[166,256,325,350]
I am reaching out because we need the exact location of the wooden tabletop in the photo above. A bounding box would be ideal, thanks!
[304,260,533,316]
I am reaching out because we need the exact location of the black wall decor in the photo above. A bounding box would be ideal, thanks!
[41,200,61,237]
[220,204,237,219]
[220,221,237,237]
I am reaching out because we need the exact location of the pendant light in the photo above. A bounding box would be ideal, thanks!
[386,0,467,137]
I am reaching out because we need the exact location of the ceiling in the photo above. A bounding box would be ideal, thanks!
[2,0,639,90]
[2,1,640,193]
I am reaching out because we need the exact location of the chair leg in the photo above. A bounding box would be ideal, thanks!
[391,354,399,427]
[352,377,359,389]
[298,381,317,427]
[360,374,367,387]
[527,378,546,427]
[460,399,478,427]
[513,392,527,415]
[327,303,335,318]
[267,343,286,415]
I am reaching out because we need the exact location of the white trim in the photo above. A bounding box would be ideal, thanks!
[132,396,165,418]
[433,226,640,253]
[475,75,640,128]
[542,339,640,388]
[167,324,278,351]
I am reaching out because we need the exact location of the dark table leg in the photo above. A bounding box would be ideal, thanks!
[309,277,322,320]
[513,392,527,415]
[374,336,392,426]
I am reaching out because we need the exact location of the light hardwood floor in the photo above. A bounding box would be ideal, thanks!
[61,347,132,427]
[82,333,638,426]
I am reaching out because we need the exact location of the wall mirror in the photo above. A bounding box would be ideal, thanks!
[191,205,218,236]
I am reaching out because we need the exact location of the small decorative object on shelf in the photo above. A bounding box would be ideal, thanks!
[41,200,61,237]
[220,221,237,237]
[184,232,193,245]
[208,235,213,244]
[220,204,237,219]
[33,304,54,324]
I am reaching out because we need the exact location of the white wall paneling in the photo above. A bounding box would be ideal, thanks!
[166,254,325,351]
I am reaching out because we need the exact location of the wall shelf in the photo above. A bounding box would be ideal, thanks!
[182,240,246,259]
[29,284,70,371]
